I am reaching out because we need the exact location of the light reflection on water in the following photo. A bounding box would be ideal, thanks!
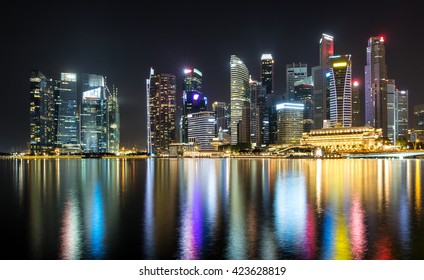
[1,158,424,260]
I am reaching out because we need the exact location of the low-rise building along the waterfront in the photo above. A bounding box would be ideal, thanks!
[301,126,382,152]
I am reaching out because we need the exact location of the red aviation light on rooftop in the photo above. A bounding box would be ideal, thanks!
[184,69,192,74]
[353,80,359,87]
[380,36,385,42]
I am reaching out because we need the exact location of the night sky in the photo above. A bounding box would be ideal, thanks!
[1,1,422,152]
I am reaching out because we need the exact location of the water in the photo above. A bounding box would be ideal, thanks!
[1,157,423,260]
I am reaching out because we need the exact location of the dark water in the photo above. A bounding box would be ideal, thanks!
[1,158,423,260]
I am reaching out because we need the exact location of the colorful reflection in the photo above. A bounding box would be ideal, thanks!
[2,158,424,260]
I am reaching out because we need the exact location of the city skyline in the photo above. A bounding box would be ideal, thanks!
[2,1,422,152]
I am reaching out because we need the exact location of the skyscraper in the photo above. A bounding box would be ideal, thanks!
[187,111,216,150]
[312,33,334,129]
[29,70,55,154]
[146,68,177,155]
[249,79,267,145]
[365,36,388,137]
[181,68,207,143]
[294,76,314,132]
[352,80,361,127]
[328,55,352,127]
[230,55,250,145]
[55,72,79,153]
[107,85,120,153]
[276,103,304,144]
[286,63,307,101]
[212,101,229,134]
[80,73,108,153]
[260,54,274,95]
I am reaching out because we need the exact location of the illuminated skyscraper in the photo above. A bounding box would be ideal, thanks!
[29,70,55,154]
[286,63,307,101]
[55,73,79,153]
[181,68,207,143]
[212,101,229,134]
[187,111,216,150]
[365,36,387,137]
[294,76,314,132]
[146,68,177,155]
[352,80,361,127]
[276,103,304,144]
[230,55,250,145]
[260,54,274,95]
[107,85,120,153]
[249,79,267,145]
[328,55,352,127]
[387,79,408,144]
[80,73,108,153]
[312,33,334,129]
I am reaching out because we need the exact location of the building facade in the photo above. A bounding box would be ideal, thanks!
[260,54,274,95]
[365,36,388,137]
[187,111,216,150]
[352,80,361,126]
[286,63,307,101]
[328,55,352,127]
[294,77,314,132]
[276,102,304,145]
[230,55,250,145]
[146,68,177,155]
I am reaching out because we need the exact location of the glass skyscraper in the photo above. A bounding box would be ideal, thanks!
[312,33,334,129]
[181,68,206,143]
[286,63,307,101]
[230,55,250,145]
[107,85,120,153]
[260,54,274,95]
[294,76,314,132]
[55,73,79,152]
[365,36,387,137]
[328,55,352,127]
[80,73,107,153]
[29,70,55,154]
[146,68,177,155]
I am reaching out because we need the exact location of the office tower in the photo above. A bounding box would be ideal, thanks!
[55,73,79,153]
[29,70,55,154]
[146,68,177,155]
[352,80,361,126]
[328,55,352,127]
[212,101,229,135]
[276,103,304,144]
[397,89,408,139]
[181,68,207,143]
[187,111,216,150]
[365,36,388,137]
[312,33,334,129]
[414,104,424,130]
[286,63,307,101]
[294,76,314,132]
[260,54,274,95]
[249,79,267,145]
[387,79,396,142]
[107,85,120,153]
[230,55,250,145]
[80,73,108,153]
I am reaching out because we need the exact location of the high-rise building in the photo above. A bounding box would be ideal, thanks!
[187,111,216,150]
[352,80,361,127]
[55,72,79,153]
[249,79,267,145]
[146,68,177,155]
[387,80,408,144]
[276,103,304,144]
[230,55,250,145]
[328,55,352,127]
[80,73,108,153]
[365,36,388,137]
[294,77,314,132]
[286,63,307,101]
[107,85,120,153]
[414,104,424,130]
[260,54,274,95]
[181,68,207,143]
[29,70,55,154]
[212,101,229,134]
[312,33,334,129]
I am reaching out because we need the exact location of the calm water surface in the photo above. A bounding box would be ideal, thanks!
[1,158,423,260]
